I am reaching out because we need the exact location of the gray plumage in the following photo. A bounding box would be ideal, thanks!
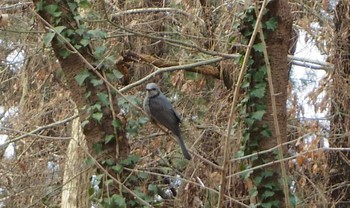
[143,83,191,160]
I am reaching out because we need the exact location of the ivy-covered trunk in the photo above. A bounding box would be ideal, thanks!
[32,0,129,205]
[328,0,350,206]
[239,1,293,207]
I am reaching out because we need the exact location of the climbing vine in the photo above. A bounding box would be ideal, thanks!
[236,5,287,208]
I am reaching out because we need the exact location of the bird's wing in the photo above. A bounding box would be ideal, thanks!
[149,94,181,132]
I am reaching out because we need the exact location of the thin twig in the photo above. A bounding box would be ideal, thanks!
[119,57,226,93]
[0,115,78,147]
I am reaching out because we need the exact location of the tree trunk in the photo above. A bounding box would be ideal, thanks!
[328,0,350,207]
[61,109,89,208]
[246,0,292,207]
[32,0,129,205]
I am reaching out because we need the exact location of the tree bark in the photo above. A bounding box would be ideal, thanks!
[328,0,350,207]
[248,0,292,206]
[61,109,89,208]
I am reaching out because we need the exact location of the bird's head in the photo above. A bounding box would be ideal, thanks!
[145,83,160,97]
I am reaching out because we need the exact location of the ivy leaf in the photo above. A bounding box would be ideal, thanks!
[113,69,124,79]
[59,48,71,58]
[261,200,279,208]
[111,194,126,207]
[44,4,61,17]
[253,176,263,185]
[80,38,90,47]
[85,156,95,166]
[249,187,258,197]
[250,110,266,121]
[75,69,91,85]
[138,116,149,125]
[92,143,103,154]
[262,190,275,199]
[97,92,109,106]
[260,127,272,137]
[87,29,106,39]
[265,17,277,30]
[93,46,106,59]
[92,112,103,122]
[44,4,58,14]
[137,172,148,180]
[43,32,55,47]
[250,83,266,98]
[90,79,103,86]
[148,184,158,194]
[53,26,66,34]
[67,2,77,11]
[104,134,114,144]
[111,164,123,173]
[112,119,121,128]
[253,43,264,53]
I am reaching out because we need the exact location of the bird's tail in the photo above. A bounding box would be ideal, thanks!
[177,134,192,160]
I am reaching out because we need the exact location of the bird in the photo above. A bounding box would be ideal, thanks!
[143,83,192,160]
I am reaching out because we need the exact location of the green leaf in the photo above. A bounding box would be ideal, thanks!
[265,17,277,30]
[253,43,264,53]
[53,26,66,34]
[250,110,266,121]
[111,194,126,207]
[104,135,114,144]
[93,46,106,59]
[44,4,58,14]
[67,2,77,11]
[90,79,104,86]
[105,159,115,166]
[261,200,279,208]
[253,69,266,82]
[87,29,106,39]
[59,48,71,58]
[262,190,275,199]
[44,4,61,17]
[148,184,158,194]
[36,0,44,11]
[80,38,90,47]
[81,121,90,131]
[241,169,253,180]
[92,143,103,154]
[250,83,266,98]
[75,69,91,85]
[253,176,263,185]
[79,0,91,8]
[113,69,124,79]
[138,172,148,180]
[138,116,149,125]
[249,187,258,197]
[85,156,95,166]
[90,103,102,111]
[105,179,113,186]
[43,32,55,47]
[112,119,121,128]
[92,112,103,122]
[260,127,272,137]
[97,92,109,106]
[262,170,274,178]
[111,164,123,173]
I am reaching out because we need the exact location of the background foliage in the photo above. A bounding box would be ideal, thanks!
[0,0,346,207]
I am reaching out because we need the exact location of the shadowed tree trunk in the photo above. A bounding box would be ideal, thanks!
[328,0,350,207]
[246,0,293,206]
[32,0,129,204]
